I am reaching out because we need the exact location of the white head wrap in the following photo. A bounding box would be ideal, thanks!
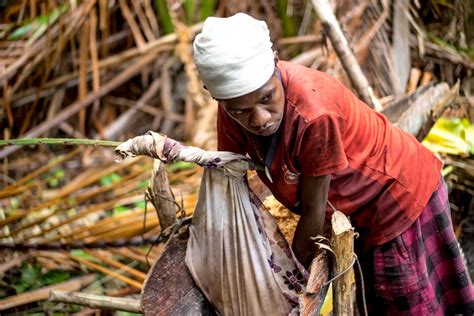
[193,13,275,99]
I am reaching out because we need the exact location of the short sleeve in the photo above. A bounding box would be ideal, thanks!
[297,114,348,176]
[217,104,246,154]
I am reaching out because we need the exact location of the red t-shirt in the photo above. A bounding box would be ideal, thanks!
[217,61,442,246]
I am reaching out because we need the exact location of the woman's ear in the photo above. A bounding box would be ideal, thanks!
[273,51,279,64]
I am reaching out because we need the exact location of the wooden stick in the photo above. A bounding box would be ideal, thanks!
[0,274,97,311]
[311,0,382,111]
[331,211,355,316]
[89,8,101,131]
[49,290,142,313]
[79,17,90,136]
[147,159,177,230]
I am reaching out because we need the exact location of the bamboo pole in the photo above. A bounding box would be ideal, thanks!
[331,211,355,316]
[49,291,142,313]
[311,0,382,111]
[0,138,120,147]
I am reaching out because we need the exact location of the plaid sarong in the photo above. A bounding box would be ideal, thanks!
[356,178,474,315]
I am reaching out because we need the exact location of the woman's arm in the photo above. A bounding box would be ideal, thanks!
[292,174,331,269]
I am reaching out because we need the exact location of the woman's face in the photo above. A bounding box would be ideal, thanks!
[217,70,285,136]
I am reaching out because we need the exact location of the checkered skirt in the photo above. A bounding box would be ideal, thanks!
[356,178,474,315]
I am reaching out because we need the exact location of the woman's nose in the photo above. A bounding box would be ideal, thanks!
[249,106,271,128]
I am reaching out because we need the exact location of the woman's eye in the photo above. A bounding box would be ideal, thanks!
[229,110,244,116]
[260,92,273,104]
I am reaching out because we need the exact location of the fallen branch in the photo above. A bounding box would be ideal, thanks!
[393,82,456,138]
[311,0,382,111]
[49,291,142,313]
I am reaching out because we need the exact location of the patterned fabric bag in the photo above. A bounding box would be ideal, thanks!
[115,132,308,315]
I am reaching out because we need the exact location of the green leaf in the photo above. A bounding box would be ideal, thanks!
[139,179,149,189]
[12,263,42,293]
[422,117,473,156]
[113,205,129,215]
[200,0,216,21]
[53,168,65,179]
[154,0,174,34]
[11,282,30,294]
[8,23,34,40]
[41,270,70,285]
[47,168,65,187]
[7,4,68,42]
[20,263,41,282]
[9,197,19,210]
[69,249,94,260]
[184,0,195,23]
[276,0,298,37]
[100,172,121,186]
[48,178,59,188]
[116,312,142,316]
[135,201,146,210]
[442,165,455,177]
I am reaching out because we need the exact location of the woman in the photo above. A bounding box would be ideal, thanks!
[193,13,474,315]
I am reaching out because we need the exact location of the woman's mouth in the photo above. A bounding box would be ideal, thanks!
[254,122,277,136]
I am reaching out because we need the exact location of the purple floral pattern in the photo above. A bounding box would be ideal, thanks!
[283,269,305,293]
[248,188,309,307]
[268,253,282,272]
